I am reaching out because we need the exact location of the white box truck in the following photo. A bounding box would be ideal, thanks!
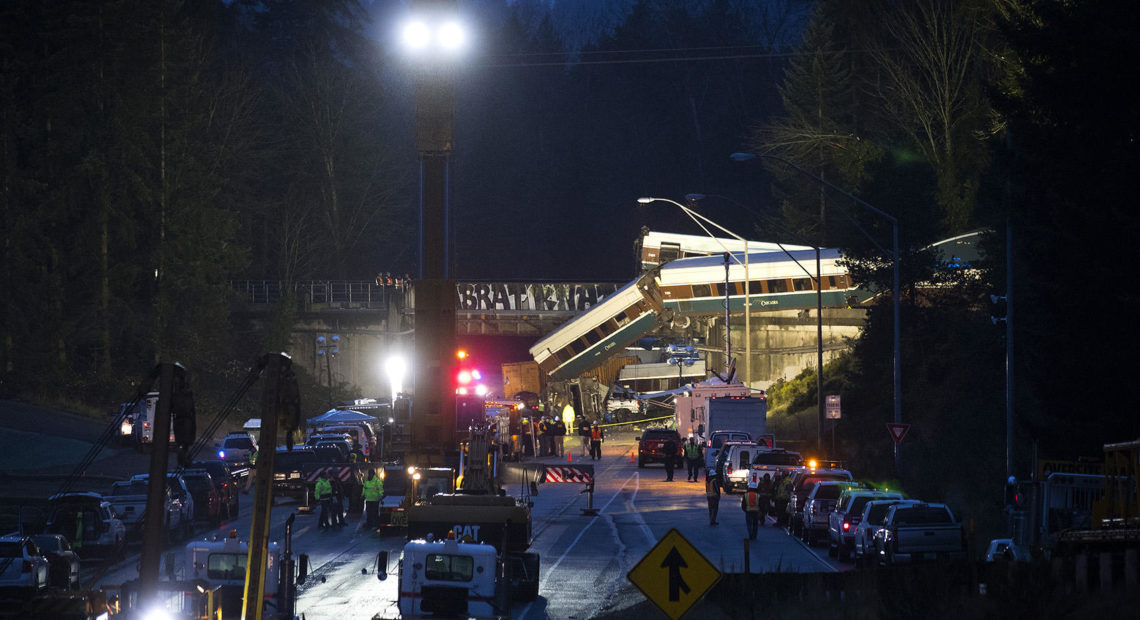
[673,380,751,438]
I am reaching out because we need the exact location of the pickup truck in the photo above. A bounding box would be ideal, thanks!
[827,489,903,561]
[636,428,683,468]
[44,493,127,560]
[785,468,853,534]
[108,476,190,543]
[801,481,862,545]
[873,502,967,566]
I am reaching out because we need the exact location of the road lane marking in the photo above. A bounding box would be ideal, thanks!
[519,470,638,620]
[627,471,655,544]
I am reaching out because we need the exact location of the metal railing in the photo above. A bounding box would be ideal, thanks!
[230,280,390,308]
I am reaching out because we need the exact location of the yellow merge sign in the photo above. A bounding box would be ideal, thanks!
[627,528,722,620]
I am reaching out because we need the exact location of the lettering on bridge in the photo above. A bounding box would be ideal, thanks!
[456,282,620,313]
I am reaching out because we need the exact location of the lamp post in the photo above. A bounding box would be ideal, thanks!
[731,152,902,472]
[316,335,339,409]
[638,197,751,387]
[686,193,826,455]
[666,344,701,389]
[399,0,468,450]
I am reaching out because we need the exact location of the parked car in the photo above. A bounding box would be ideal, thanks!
[748,448,804,480]
[314,423,375,458]
[273,448,321,501]
[110,476,189,542]
[984,538,1031,562]
[131,474,195,535]
[44,492,126,560]
[635,428,683,468]
[30,534,80,590]
[307,432,352,449]
[801,481,863,545]
[181,470,223,526]
[827,489,904,560]
[852,499,920,567]
[786,468,853,536]
[873,502,966,566]
[218,432,258,467]
[190,460,242,518]
[0,535,50,599]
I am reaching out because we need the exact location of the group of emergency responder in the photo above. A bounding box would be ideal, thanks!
[312,467,386,530]
[704,467,786,540]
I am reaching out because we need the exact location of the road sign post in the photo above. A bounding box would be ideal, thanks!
[825,395,841,419]
[628,528,721,620]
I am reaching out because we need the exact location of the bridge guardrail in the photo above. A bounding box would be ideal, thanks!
[230,280,389,309]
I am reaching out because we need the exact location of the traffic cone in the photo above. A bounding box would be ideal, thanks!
[567,452,573,463]
[629,452,635,463]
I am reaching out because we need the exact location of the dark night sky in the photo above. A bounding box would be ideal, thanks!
[366,0,810,282]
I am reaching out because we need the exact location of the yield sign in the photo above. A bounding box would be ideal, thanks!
[628,528,721,620]
[887,423,910,444]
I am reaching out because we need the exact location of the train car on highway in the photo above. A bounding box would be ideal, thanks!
[530,276,662,381]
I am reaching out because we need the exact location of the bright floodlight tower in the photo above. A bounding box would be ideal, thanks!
[399,0,469,455]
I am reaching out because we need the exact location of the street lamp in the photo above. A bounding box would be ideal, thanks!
[666,344,701,390]
[637,197,752,387]
[687,192,827,455]
[731,151,902,472]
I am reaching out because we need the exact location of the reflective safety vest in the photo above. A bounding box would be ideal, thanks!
[683,442,700,459]
[705,478,720,498]
[590,427,603,441]
[314,477,332,500]
[743,490,762,512]
[362,476,383,501]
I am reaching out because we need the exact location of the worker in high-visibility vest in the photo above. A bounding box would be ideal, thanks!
[362,469,384,528]
[315,472,333,530]
[706,468,721,526]
[589,423,604,461]
[741,474,762,540]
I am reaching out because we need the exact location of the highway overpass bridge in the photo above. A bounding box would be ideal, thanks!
[230,230,982,396]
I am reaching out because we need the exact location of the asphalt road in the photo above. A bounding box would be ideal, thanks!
[2,401,842,619]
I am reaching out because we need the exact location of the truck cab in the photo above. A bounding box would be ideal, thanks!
[385,536,504,618]
[182,530,281,618]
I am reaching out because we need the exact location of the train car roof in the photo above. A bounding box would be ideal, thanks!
[660,248,842,271]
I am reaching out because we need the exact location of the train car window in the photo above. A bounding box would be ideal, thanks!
[793,278,813,291]
[769,279,789,293]
[692,284,712,298]
[659,243,682,264]
[750,281,764,294]
[584,330,602,346]
[613,310,629,326]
